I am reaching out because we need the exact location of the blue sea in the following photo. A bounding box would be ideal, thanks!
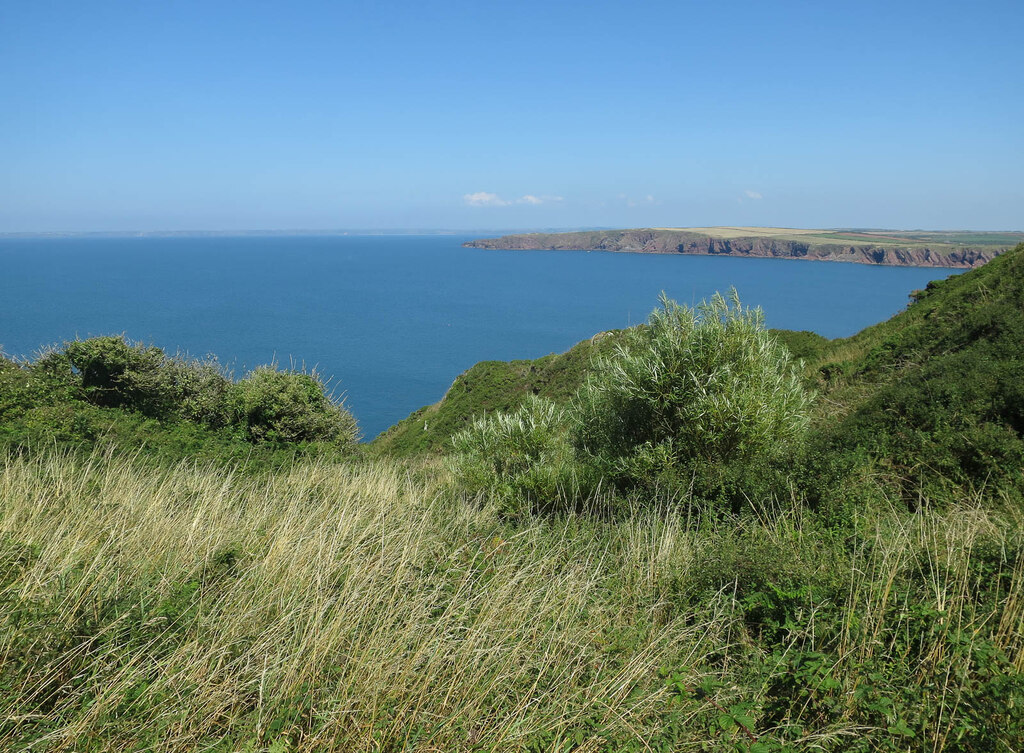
[0,235,959,439]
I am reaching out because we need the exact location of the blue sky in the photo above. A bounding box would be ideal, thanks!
[2,0,1022,232]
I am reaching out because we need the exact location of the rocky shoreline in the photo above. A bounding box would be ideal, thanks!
[464,229,1002,268]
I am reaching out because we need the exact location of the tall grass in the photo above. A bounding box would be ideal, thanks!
[1,451,1021,750]
[0,452,708,751]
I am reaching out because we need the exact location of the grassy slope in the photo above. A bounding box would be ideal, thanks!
[2,451,1021,751]
[371,328,827,458]
[814,241,1024,377]
[805,243,1024,496]
[370,330,627,456]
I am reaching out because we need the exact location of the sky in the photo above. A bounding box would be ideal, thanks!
[1,0,1022,232]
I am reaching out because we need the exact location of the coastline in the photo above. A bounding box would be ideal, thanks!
[464,228,1019,269]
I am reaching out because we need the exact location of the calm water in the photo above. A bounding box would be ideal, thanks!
[0,235,958,438]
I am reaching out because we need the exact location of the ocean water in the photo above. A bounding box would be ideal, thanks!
[0,235,959,439]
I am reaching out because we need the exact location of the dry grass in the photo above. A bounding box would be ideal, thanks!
[0,452,712,751]
[1,451,1021,751]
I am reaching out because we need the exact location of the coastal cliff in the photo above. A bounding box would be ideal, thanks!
[464,229,1012,268]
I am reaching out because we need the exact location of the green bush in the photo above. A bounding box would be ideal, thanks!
[1,338,360,463]
[1,348,83,424]
[60,336,234,425]
[229,367,359,445]
[64,336,170,414]
[448,395,596,516]
[163,358,233,428]
[570,291,812,506]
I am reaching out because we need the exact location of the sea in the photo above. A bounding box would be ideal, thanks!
[0,235,960,439]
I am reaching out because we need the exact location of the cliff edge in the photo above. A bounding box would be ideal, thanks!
[464,228,1021,268]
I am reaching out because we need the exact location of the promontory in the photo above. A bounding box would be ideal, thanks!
[464,227,1024,268]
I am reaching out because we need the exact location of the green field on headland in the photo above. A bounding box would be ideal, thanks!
[658,226,1023,247]
[1,245,1023,751]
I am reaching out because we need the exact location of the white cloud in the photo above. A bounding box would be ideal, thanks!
[464,191,510,207]
[464,192,563,207]
[744,190,763,200]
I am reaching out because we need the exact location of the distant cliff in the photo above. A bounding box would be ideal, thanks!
[464,229,1006,268]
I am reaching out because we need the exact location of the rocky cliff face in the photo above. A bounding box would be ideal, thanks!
[464,230,999,268]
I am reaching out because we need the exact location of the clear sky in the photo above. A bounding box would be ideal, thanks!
[2,0,1022,232]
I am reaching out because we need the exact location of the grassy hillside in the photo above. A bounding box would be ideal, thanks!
[372,328,826,459]
[2,246,1023,750]
[2,450,1021,751]
[371,331,626,457]
[808,243,1024,500]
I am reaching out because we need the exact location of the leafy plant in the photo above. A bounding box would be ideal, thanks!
[448,394,595,516]
[571,291,812,507]
[229,366,359,445]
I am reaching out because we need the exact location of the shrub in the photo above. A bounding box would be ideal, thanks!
[571,291,812,506]
[229,367,359,445]
[825,346,1024,504]
[163,358,233,428]
[61,336,234,425]
[64,336,169,413]
[449,395,596,516]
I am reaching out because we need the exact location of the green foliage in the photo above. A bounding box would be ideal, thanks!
[571,291,812,505]
[0,349,80,421]
[0,336,359,465]
[372,331,625,456]
[373,319,823,464]
[445,292,814,516]
[448,395,596,516]
[657,511,1024,753]
[770,328,829,362]
[229,367,359,445]
[64,336,176,414]
[810,242,1024,505]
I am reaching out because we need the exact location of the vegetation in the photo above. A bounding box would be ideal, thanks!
[809,241,1024,505]
[1,244,1023,750]
[372,330,625,457]
[230,367,359,444]
[1,451,1020,751]
[448,395,596,517]
[0,335,358,467]
[447,292,813,517]
[571,291,811,505]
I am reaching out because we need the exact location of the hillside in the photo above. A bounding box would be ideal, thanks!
[465,227,1022,268]
[370,330,627,456]
[371,328,826,458]
[808,241,1024,498]
[378,243,1024,501]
